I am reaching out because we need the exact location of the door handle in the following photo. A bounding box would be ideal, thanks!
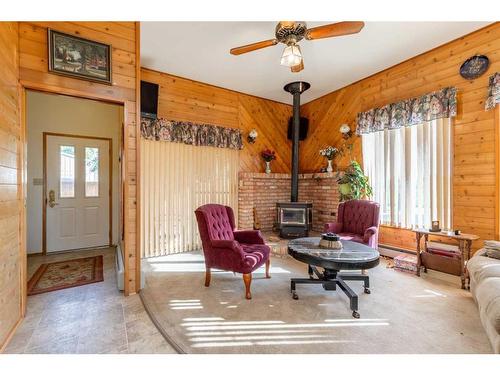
[48,190,59,208]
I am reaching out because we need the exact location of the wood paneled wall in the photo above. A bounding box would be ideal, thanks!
[0,22,22,351]
[301,23,500,251]
[140,68,292,173]
[18,22,141,294]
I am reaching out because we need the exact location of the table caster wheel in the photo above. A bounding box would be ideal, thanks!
[352,311,360,319]
[364,288,371,294]
[292,292,299,300]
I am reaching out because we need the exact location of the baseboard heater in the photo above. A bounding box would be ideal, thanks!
[115,242,145,291]
[378,244,415,258]
[116,243,125,291]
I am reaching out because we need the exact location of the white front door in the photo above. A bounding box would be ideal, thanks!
[46,135,110,252]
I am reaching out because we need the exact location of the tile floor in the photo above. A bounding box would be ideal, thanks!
[4,247,177,354]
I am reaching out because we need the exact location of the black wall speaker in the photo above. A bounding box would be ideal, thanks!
[287,117,309,141]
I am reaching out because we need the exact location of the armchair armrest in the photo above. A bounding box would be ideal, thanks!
[324,222,343,233]
[234,230,265,245]
[363,226,379,243]
[211,239,244,254]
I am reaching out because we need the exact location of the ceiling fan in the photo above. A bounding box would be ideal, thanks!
[230,21,365,73]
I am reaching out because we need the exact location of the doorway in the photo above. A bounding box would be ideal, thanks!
[26,90,123,255]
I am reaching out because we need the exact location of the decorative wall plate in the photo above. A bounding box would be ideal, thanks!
[459,55,489,80]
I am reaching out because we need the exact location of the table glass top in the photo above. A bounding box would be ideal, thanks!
[288,237,380,263]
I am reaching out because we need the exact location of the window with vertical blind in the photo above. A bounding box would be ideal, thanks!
[361,118,452,230]
[140,140,239,258]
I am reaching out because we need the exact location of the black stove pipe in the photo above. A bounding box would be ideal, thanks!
[284,81,310,202]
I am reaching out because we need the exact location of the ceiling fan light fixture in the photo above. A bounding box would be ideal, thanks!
[280,44,302,67]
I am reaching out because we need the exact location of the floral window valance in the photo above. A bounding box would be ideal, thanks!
[485,73,500,110]
[141,117,243,150]
[356,87,457,135]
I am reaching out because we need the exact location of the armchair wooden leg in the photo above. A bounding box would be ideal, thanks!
[243,273,252,299]
[205,267,211,287]
[265,259,271,278]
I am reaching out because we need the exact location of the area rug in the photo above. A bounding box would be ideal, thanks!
[140,251,492,354]
[27,255,104,295]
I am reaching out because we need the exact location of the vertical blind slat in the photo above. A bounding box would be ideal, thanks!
[140,140,240,258]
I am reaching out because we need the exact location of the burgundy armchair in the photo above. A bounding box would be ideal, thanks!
[324,200,380,249]
[195,204,271,299]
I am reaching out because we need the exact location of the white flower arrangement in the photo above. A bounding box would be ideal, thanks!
[319,146,339,160]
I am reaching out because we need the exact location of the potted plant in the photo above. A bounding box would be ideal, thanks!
[261,149,276,174]
[336,160,373,201]
[319,146,340,172]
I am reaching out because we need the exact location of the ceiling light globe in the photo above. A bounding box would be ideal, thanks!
[340,124,351,134]
[281,45,303,67]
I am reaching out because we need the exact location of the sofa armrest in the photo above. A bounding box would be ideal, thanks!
[234,230,265,245]
[324,222,343,233]
[364,226,379,243]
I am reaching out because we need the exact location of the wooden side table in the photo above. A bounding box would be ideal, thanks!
[413,229,479,289]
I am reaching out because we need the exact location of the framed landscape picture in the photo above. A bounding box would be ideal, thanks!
[48,29,112,84]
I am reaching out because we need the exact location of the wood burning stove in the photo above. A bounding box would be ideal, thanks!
[276,202,312,238]
[277,81,312,239]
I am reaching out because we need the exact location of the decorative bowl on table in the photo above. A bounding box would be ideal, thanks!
[319,232,343,250]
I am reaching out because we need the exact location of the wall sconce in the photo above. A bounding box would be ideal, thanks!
[339,124,353,140]
[247,129,258,144]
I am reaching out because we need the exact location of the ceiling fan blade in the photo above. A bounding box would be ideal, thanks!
[291,60,304,73]
[230,39,278,55]
[305,21,365,40]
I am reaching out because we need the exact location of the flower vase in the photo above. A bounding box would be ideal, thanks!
[265,161,271,174]
[327,159,333,173]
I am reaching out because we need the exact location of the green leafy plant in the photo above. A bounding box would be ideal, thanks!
[336,160,373,202]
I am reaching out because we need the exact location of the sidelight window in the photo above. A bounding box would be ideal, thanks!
[59,145,75,198]
[85,147,99,197]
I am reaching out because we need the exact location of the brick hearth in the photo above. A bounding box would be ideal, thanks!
[238,172,340,233]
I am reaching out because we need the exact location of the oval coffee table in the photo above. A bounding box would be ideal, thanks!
[288,237,380,318]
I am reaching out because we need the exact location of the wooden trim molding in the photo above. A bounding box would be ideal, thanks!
[135,21,142,292]
[42,131,113,253]
[19,85,27,321]
[0,317,23,353]
[495,105,500,240]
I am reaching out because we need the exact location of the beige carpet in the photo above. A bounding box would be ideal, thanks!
[141,251,492,354]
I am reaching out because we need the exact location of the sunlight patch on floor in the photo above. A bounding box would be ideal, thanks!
[181,320,284,327]
[148,263,290,274]
[191,339,353,348]
[189,334,335,342]
[170,299,203,310]
[324,318,389,323]
[183,317,224,322]
[186,329,322,336]
[413,289,448,298]
[183,321,390,331]
[182,316,380,348]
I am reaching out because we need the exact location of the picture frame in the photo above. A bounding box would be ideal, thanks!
[430,220,441,232]
[48,29,112,85]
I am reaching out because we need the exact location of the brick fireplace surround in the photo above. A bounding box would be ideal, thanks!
[238,172,341,233]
